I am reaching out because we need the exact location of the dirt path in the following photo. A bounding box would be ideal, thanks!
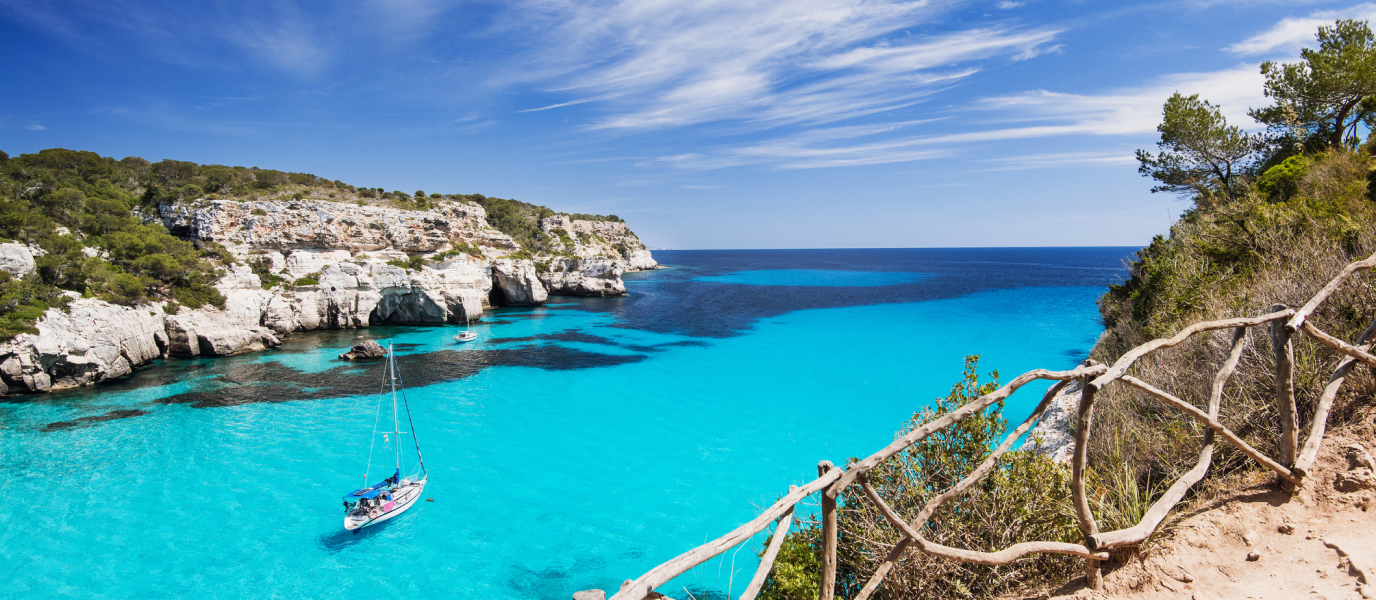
[1021,417,1376,600]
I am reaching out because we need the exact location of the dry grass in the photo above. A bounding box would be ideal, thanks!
[1089,149,1376,521]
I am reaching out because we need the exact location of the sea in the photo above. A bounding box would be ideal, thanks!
[0,247,1137,599]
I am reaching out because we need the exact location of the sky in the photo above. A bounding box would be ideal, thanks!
[1,0,1372,249]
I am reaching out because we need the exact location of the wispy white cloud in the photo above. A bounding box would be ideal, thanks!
[1226,3,1376,55]
[972,63,1266,133]
[220,5,327,75]
[647,64,1267,171]
[996,1,1024,9]
[504,0,1061,131]
[519,93,624,113]
[23,123,46,130]
[680,185,719,189]
[980,151,1137,170]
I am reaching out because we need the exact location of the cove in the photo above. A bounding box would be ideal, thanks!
[0,248,1135,599]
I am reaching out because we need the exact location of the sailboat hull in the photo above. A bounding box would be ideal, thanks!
[344,478,426,530]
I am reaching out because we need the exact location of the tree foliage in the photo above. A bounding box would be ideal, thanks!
[1136,93,1255,201]
[0,149,235,339]
[1250,19,1376,150]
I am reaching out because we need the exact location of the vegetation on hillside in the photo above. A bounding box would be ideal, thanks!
[762,18,1376,599]
[0,149,234,338]
[762,357,1081,600]
[1095,18,1376,503]
[0,148,621,340]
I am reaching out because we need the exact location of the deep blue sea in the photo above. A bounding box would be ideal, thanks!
[0,248,1136,599]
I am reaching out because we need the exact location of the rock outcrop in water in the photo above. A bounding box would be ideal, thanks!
[3,197,657,394]
[339,340,386,360]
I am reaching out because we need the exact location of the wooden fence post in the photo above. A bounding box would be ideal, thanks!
[1271,304,1299,474]
[1072,370,1102,590]
[818,460,837,600]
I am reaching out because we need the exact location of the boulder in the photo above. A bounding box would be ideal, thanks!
[197,329,280,357]
[0,243,35,278]
[339,340,386,360]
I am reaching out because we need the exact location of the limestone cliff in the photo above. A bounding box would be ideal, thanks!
[2,198,657,394]
[0,298,168,393]
[153,199,517,253]
[537,215,660,271]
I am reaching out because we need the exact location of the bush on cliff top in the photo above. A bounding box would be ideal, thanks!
[1097,17,1376,545]
[762,357,1079,600]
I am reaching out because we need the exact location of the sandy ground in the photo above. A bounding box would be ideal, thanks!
[1017,413,1376,600]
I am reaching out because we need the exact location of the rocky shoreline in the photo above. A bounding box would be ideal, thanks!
[0,198,657,395]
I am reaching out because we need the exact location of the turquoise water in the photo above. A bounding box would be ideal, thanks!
[693,269,930,286]
[0,248,1133,599]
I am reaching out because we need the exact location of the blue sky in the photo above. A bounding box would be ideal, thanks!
[1,0,1371,249]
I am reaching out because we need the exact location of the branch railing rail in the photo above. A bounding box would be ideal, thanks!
[594,251,1376,600]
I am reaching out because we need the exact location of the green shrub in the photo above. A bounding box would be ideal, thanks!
[549,228,576,248]
[762,356,1077,600]
[246,257,284,289]
[251,208,267,216]
[293,277,319,287]
[385,255,426,271]
[171,283,226,310]
[102,273,150,305]
[1256,155,1311,202]
[0,272,66,339]
[760,535,819,600]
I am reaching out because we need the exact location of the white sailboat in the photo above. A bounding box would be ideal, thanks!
[342,342,427,531]
[454,313,477,343]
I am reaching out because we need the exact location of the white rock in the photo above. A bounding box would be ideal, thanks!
[154,199,518,253]
[1021,379,1082,463]
[540,257,627,297]
[0,243,35,278]
[0,298,167,391]
[538,216,659,271]
[491,259,548,306]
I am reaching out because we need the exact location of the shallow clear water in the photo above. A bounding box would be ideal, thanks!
[0,247,1135,599]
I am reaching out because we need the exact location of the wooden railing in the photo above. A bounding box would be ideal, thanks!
[587,251,1376,600]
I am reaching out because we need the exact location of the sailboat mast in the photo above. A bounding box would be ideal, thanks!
[389,342,402,479]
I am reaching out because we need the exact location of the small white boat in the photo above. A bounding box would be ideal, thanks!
[341,342,428,531]
[454,314,477,343]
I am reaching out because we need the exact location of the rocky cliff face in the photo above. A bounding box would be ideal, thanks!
[537,215,660,271]
[0,298,168,393]
[4,198,657,394]
[154,200,517,253]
